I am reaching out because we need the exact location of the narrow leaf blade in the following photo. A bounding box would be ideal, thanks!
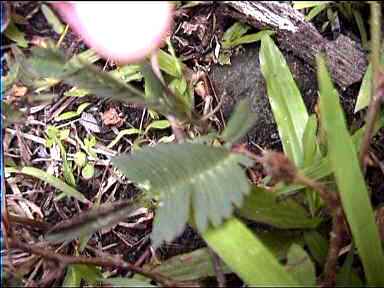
[260,35,309,167]
[220,98,257,144]
[317,55,384,286]
[203,218,299,286]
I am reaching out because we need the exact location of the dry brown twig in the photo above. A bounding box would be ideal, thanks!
[8,238,200,287]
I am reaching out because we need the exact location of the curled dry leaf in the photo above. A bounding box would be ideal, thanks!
[11,84,28,98]
[101,107,124,127]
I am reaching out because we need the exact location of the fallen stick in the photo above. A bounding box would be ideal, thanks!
[220,1,367,89]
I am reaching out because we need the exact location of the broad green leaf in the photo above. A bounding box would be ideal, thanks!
[157,49,184,78]
[141,63,190,120]
[5,21,28,48]
[285,244,316,286]
[18,46,146,103]
[110,64,142,82]
[63,264,101,287]
[107,128,142,149]
[223,30,275,49]
[256,230,304,260]
[336,243,364,287]
[303,230,329,266]
[54,102,90,122]
[82,163,94,179]
[354,52,384,112]
[78,146,91,162]
[66,49,101,69]
[292,1,331,9]
[64,87,90,97]
[112,143,253,247]
[220,98,257,144]
[62,156,76,187]
[5,166,88,203]
[149,248,231,281]
[99,277,155,287]
[45,200,140,243]
[41,4,65,34]
[144,120,171,134]
[221,22,251,49]
[305,4,328,21]
[317,55,384,286]
[238,186,321,229]
[203,218,299,286]
[260,35,309,167]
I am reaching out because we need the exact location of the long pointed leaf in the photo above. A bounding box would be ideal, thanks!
[317,55,384,286]
[260,35,309,167]
[203,218,299,286]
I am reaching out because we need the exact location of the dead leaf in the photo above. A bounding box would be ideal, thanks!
[101,107,124,127]
[12,84,28,98]
[79,112,101,133]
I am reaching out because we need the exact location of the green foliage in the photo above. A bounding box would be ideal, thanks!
[355,51,384,112]
[45,125,76,186]
[63,264,102,287]
[260,35,309,167]
[99,277,155,287]
[294,2,368,47]
[5,166,88,203]
[220,98,257,145]
[203,218,299,286]
[238,186,321,229]
[112,143,253,247]
[54,102,91,122]
[317,55,384,286]
[149,248,231,281]
[219,22,274,65]
[221,22,274,49]
[304,230,329,266]
[286,244,316,286]
[4,21,28,48]
[41,4,65,34]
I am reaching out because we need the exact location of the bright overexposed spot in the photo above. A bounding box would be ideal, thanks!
[73,1,173,63]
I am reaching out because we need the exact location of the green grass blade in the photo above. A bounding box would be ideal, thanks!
[317,55,384,286]
[354,51,384,112]
[260,35,309,167]
[220,98,257,144]
[203,218,299,286]
[5,166,88,203]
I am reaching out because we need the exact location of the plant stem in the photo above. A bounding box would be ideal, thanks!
[321,207,345,287]
[8,238,186,287]
[359,1,382,167]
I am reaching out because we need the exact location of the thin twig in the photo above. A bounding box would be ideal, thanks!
[207,247,226,287]
[321,207,346,287]
[359,1,382,168]
[8,214,52,231]
[8,238,180,287]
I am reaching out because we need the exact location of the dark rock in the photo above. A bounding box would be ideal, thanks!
[209,43,318,149]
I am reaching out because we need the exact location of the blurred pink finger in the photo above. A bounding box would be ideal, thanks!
[51,1,173,64]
